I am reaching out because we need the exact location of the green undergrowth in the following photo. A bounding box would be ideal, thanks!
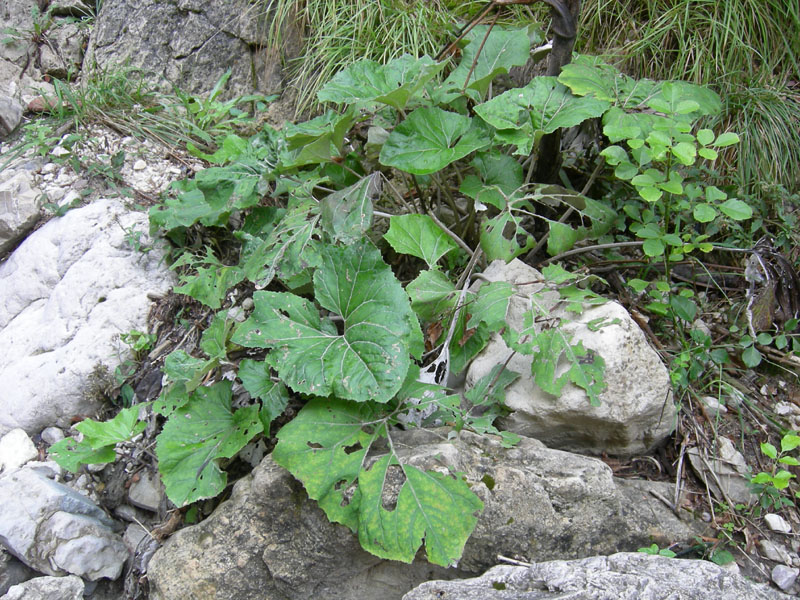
[579,0,800,196]
[48,25,768,566]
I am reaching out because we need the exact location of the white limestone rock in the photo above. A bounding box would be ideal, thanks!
[0,468,127,581]
[2,575,84,600]
[0,169,41,255]
[466,259,676,456]
[0,428,38,473]
[0,198,175,435]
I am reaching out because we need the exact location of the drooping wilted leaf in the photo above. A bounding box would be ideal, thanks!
[321,173,380,244]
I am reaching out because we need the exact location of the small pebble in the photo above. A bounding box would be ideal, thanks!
[774,402,796,416]
[760,539,791,563]
[765,513,792,533]
[133,159,147,171]
[0,428,39,472]
[40,426,65,445]
[701,396,727,415]
[242,297,254,311]
[772,565,799,591]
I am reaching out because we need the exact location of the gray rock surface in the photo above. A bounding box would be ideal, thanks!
[0,96,23,139]
[0,468,127,580]
[0,198,175,435]
[402,552,791,600]
[1,574,84,600]
[84,0,302,100]
[0,169,41,256]
[148,430,700,600]
[687,437,757,506]
[39,21,87,79]
[466,259,676,456]
[0,550,35,596]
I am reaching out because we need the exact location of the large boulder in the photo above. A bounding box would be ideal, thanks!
[1,575,84,600]
[84,0,303,100]
[148,430,699,600]
[0,198,175,435]
[402,552,791,600]
[466,259,676,456]
[0,468,127,580]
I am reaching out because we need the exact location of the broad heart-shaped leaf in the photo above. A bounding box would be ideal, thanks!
[379,107,492,175]
[438,25,531,101]
[475,77,610,155]
[75,404,147,449]
[317,54,445,111]
[156,381,262,507]
[321,174,380,244]
[358,454,482,566]
[384,214,458,268]
[232,242,419,402]
[558,57,661,109]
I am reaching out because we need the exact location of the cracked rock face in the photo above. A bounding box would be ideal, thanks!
[0,198,175,435]
[83,0,303,100]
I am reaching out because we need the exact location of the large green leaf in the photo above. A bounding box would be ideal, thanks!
[475,77,610,155]
[467,281,513,330]
[273,398,483,566]
[380,107,492,175]
[358,454,482,566]
[438,25,532,101]
[156,381,262,506]
[480,211,535,262]
[321,174,380,244]
[273,398,382,530]
[317,54,445,111]
[232,242,418,402]
[384,214,458,268]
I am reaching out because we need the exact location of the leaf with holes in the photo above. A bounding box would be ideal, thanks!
[156,381,263,506]
[75,404,147,449]
[272,398,383,530]
[358,454,482,566]
[558,57,661,109]
[317,54,445,111]
[467,281,513,330]
[380,107,492,175]
[232,242,420,402]
[384,214,459,268]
